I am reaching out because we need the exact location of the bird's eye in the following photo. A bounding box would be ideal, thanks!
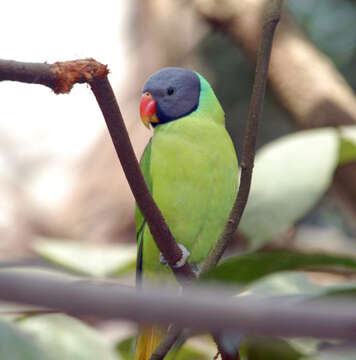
[167,87,175,96]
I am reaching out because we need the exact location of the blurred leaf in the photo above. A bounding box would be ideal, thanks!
[242,337,303,360]
[251,270,356,299]
[204,250,356,285]
[33,238,136,277]
[289,332,356,359]
[18,314,119,360]
[263,337,356,360]
[338,126,356,165]
[241,334,356,360]
[116,336,134,360]
[0,319,47,360]
[338,138,356,165]
[247,272,322,296]
[322,281,356,297]
[311,344,356,360]
[174,346,210,360]
[0,266,78,288]
[239,129,338,249]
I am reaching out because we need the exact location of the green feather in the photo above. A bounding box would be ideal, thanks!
[135,72,238,284]
[135,139,152,236]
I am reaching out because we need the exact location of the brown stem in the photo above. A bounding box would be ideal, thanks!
[149,325,181,360]
[200,0,284,275]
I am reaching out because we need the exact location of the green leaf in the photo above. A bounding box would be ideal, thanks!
[0,266,79,287]
[33,237,136,277]
[204,250,356,285]
[322,281,356,297]
[242,337,304,360]
[116,336,135,360]
[239,129,339,249]
[18,314,119,360]
[174,346,211,360]
[338,126,356,165]
[338,138,356,165]
[249,337,356,360]
[0,319,47,360]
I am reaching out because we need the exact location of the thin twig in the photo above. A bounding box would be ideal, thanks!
[0,270,356,340]
[0,58,196,283]
[149,325,181,360]
[200,0,284,275]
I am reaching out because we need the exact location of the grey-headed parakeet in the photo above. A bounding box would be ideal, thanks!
[135,67,238,359]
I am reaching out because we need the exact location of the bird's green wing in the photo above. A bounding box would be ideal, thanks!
[135,139,152,284]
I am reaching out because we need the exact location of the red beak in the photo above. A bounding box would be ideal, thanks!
[140,92,159,128]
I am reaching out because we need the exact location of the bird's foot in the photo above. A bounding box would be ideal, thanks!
[190,263,200,277]
[159,243,190,269]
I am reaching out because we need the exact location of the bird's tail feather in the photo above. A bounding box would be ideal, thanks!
[135,326,163,360]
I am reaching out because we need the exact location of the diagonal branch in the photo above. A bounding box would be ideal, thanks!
[0,58,195,282]
[200,0,284,275]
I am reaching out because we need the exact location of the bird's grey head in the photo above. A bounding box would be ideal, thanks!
[141,67,201,126]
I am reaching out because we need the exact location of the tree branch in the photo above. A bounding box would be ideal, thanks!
[0,270,356,340]
[0,58,196,282]
[200,0,284,275]
[149,324,181,360]
[0,58,108,93]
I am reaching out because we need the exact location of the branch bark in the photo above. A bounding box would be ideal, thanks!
[149,324,181,360]
[0,58,108,93]
[0,58,196,282]
[0,270,356,341]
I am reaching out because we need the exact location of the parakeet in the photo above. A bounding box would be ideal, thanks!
[135,67,238,359]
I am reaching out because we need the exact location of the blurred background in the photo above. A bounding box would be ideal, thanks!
[1,0,356,260]
[2,0,356,357]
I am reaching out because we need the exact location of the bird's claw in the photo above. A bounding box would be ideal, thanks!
[159,253,168,265]
[159,244,190,269]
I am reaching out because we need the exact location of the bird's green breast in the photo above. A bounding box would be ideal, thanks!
[139,110,238,278]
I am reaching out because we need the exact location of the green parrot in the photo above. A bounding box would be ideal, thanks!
[135,67,238,359]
